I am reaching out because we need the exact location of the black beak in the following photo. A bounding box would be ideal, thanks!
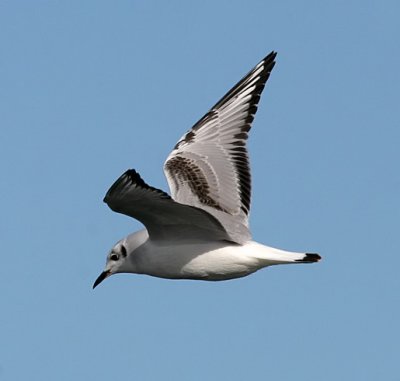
[93,271,110,289]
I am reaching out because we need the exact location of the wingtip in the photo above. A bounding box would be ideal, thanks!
[258,51,277,74]
[264,51,277,63]
[103,167,171,206]
[103,169,138,204]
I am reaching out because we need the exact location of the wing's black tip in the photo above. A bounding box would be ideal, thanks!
[124,168,147,187]
[296,253,322,263]
[103,168,142,204]
[103,168,171,205]
[262,51,277,69]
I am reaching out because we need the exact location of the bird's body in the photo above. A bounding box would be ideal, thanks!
[116,230,318,281]
[93,51,321,289]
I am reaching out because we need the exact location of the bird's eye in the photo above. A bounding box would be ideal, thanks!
[110,254,119,261]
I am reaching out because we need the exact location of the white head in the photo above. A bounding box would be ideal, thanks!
[93,229,148,289]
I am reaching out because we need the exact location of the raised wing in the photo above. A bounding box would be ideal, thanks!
[104,169,231,242]
[164,52,277,243]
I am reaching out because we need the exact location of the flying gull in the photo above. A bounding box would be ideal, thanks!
[93,51,321,288]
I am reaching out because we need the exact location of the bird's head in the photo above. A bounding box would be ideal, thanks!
[92,242,128,289]
[93,230,149,289]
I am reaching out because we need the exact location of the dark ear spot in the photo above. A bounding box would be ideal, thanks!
[120,245,127,257]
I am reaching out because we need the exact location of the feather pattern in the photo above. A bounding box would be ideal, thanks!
[164,52,277,243]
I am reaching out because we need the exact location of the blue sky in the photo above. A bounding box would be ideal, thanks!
[1,1,399,380]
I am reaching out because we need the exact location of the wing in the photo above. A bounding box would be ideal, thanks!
[164,51,277,244]
[104,169,231,242]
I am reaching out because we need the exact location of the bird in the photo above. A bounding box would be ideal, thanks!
[93,51,321,289]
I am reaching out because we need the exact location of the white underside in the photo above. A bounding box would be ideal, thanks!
[125,232,309,281]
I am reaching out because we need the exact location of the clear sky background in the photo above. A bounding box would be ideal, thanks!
[1,1,399,380]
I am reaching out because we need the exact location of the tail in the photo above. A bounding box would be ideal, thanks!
[247,242,321,265]
[296,253,321,263]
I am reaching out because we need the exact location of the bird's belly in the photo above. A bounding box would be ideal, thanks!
[137,241,262,281]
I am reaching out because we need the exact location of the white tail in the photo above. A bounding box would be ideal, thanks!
[247,241,321,265]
